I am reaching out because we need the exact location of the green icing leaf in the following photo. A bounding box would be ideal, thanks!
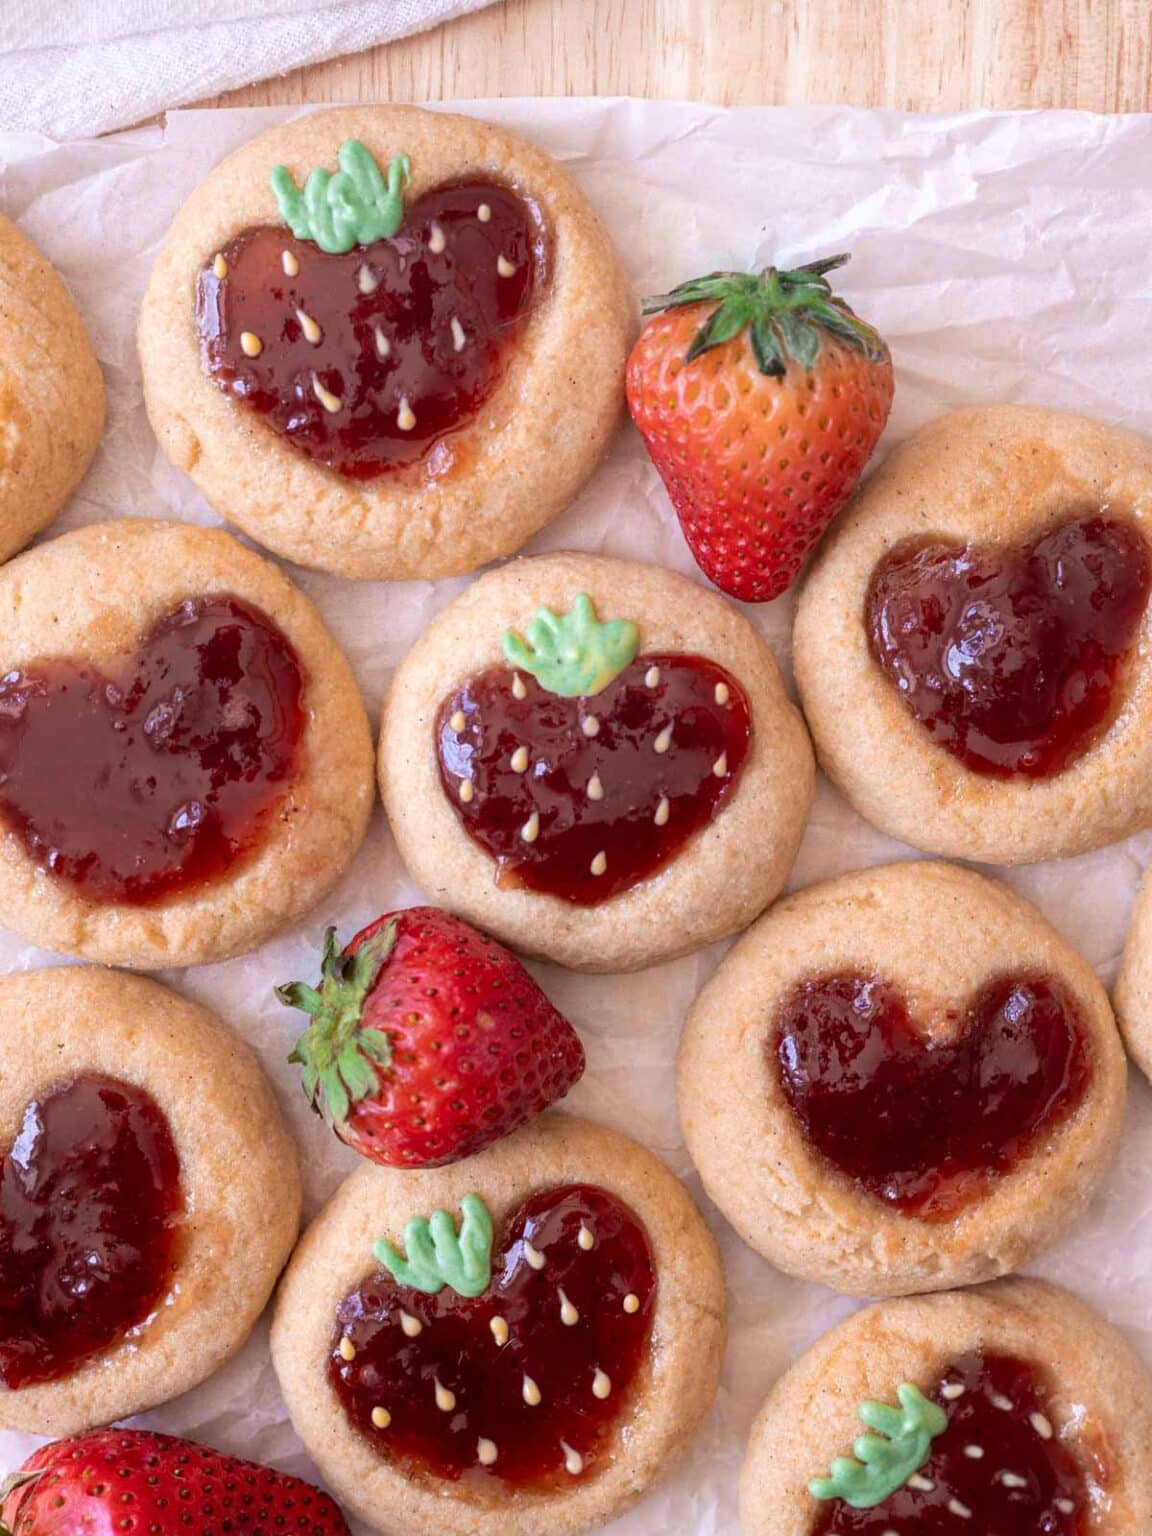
[373,1195,493,1298]
[269,140,410,254]
[808,1383,949,1509]
[501,593,640,698]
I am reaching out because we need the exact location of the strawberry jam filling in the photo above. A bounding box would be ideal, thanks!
[867,514,1151,778]
[330,1185,655,1490]
[436,655,751,904]
[0,1074,182,1388]
[198,181,546,480]
[0,595,306,905]
[813,1352,1088,1533]
[775,973,1089,1219]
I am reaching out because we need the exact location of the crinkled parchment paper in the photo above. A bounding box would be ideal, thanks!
[2,99,1152,1534]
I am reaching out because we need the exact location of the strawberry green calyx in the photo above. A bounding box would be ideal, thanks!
[276,923,395,1126]
[0,1469,42,1534]
[373,1195,494,1297]
[502,593,640,698]
[643,254,888,378]
[808,1383,948,1508]
[270,140,411,254]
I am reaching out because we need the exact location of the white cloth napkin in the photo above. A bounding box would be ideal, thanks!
[0,0,501,140]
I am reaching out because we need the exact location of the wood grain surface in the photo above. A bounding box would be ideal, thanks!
[207,0,1151,115]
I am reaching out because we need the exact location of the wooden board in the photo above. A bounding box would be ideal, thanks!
[206,0,1150,115]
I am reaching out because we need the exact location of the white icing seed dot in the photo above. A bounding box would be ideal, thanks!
[907,1475,934,1492]
[524,1240,545,1270]
[1031,1412,1054,1440]
[338,1335,356,1361]
[587,772,604,801]
[712,752,728,777]
[991,1392,1014,1411]
[497,254,516,278]
[371,1405,391,1429]
[520,811,540,845]
[511,745,530,773]
[512,673,527,700]
[654,724,673,754]
[398,397,417,431]
[297,308,322,344]
[654,796,670,827]
[645,665,661,688]
[478,203,492,222]
[429,223,447,254]
[477,1437,498,1466]
[623,1293,640,1314]
[374,326,391,359]
[559,1289,579,1326]
[399,1310,423,1338]
[434,1380,456,1413]
[714,682,730,705]
[578,1224,594,1251]
[590,851,608,877]
[522,1374,542,1407]
[963,1444,983,1459]
[312,376,342,413]
[450,709,467,732]
[358,263,379,295]
[490,1316,509,1346]
[561,1441,584,1475]
[240,331,263,358]
[459,779,474,804]
[948,1500,972,1519]
[1055,1499,1075,1513]
[1000,1472,1028,1489]
[582,715,600,738]
[941,1382,966,1400]
[451,316,467,352]
[281,249,299,277]
[212,253,228,278]
[592,1368,612,1400]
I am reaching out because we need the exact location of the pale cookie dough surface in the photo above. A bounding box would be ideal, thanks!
[679,861,1126,1296]
[0,519,374,968]
[739,1278,1152,1536]
[271,1112,725,1536]
[379,552,815,973]
[1113,867,1152,1083]
[0,966,301,1437]
[139,106,632,581]
[0,216,104,563]
[794,406,1152,865]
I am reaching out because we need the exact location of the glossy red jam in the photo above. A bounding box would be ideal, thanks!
[198,181,546,480]
[0,596,306,905]
[813,1352,1088,1534]
[436,655,751,904]
[775,973,1089,1219]
[330,1185,655,1490]
[0,1074,182,1389]
[867,515,1151,778]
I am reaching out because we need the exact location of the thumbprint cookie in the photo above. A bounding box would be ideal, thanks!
[679,862,1125,1296]
[0,519,373,968]
[794,406,1152,864]
[379,551,815,972]
[0,966,301,1437]
[0,215,104,562]
[740,1278,1152,1536]
[139,107,631,580]
[271,1113,725,1536]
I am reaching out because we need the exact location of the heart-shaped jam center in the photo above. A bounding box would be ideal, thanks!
[867,515,1151,778]
[0,1074,182,1389]
[0,595,306,906]
[774,973,1089,1219]
[198,182,546,480]
[330,1185,655,1490]
[436,656,751,905]
[814,1352,1087,1533]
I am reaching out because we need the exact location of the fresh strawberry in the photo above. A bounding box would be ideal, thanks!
[0,1428,347,1536]
[626,254,894,602]
[276,907,585,1167]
